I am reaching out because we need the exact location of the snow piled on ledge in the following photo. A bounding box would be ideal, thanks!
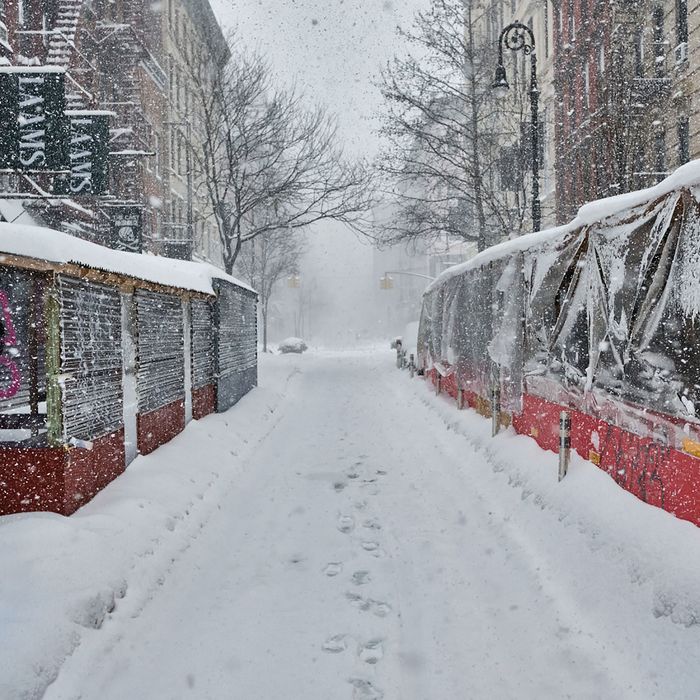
[426,158,700,295]
[0,222,256,295]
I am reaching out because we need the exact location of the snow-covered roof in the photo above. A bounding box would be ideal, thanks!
[0,222,256,296]
[425,159,700,295]
[0,200,40,227]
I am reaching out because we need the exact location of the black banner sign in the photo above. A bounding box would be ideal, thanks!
[0,69,68,171]
[55,111,111,195]
[110,206,142,253]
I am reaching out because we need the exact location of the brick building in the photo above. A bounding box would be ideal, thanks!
[552,0,693,222]
[0,0,227,259]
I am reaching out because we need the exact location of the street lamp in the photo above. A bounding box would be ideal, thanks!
[492,21,541,232]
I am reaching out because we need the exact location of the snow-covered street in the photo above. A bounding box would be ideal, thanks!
[5,351,700,699]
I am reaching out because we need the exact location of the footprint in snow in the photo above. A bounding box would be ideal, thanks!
[346,472,359,480]
[337,516,355,534]
[349,678,384,700]
[352,570,371,586]
[345,592,392,618]
[322,634,347,653]
[334,481,346,492]
[359,638,384,665]
[323,562,343,577]
[360,483,379,496]
[361,542,384,557]
[362,518,382,531]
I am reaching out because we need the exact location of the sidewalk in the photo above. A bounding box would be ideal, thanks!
[0,354,303,700]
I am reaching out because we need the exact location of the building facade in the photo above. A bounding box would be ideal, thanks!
[162,0,229,263]
[552,0,695,222]
[0,0,227,260]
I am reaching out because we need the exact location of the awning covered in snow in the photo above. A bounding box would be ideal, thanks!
[0,222,255,296]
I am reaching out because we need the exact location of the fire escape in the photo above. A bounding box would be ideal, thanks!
[41,0,166,250]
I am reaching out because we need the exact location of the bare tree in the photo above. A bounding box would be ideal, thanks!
[375,0,528,252]
[189,37,375,273]
[235,224,305,352]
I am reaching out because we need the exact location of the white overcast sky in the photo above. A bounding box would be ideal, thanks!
[210,0,428,157]
[208,0,431,343]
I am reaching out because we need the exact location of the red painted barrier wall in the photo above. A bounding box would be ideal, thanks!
[137,400,186,455]
[0,430,125,516]
[63,430,126,515]
[512,393,700,527]
[0,446,66,514]
[192,384,216,420]
[426,375,700,529]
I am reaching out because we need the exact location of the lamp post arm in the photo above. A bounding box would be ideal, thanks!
[383,270,436,281]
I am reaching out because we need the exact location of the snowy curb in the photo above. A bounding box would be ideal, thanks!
[0,356,303,700]
[395,372,700,629]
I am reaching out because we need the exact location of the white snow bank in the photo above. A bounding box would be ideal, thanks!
[401,321,419,356]
[0,222,255,295]
[0,354,301,700]
[426,158,700,295]
[405,372,700,631]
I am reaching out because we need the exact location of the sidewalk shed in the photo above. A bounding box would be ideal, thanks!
[0,223,257,515]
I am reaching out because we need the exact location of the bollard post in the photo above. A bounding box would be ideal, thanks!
[436,376,441,395]
[491,383,501,437]
[457,387,464,409]
[409,353,415,378]
[559,411,571,481]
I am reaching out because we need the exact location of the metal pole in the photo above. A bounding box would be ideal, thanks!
[493,22,541,233]
[491,382,501,437]
[530,52,541,232]
[186,119,194,259]
[559,411,571,480]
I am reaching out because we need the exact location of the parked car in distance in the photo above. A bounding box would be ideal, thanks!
[278,337,308,354]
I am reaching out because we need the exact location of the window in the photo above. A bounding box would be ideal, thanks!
[544,1,549,58]
[634,28,644,77]
[654,129,666,173]
[583,60,590,109]
[599,44,605,73]
[676,0,688,46]
[154,133,160,178]
[652,6,665,76]
[678,116,690,164]
[567,0,575,42]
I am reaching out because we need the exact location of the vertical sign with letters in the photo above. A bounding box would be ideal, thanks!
[0,68,68,171]
[55,111,111,195]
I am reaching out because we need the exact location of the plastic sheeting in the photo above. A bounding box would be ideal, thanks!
[418,186,700,427]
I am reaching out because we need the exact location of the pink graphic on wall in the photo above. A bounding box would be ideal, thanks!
[0,290,21,400]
